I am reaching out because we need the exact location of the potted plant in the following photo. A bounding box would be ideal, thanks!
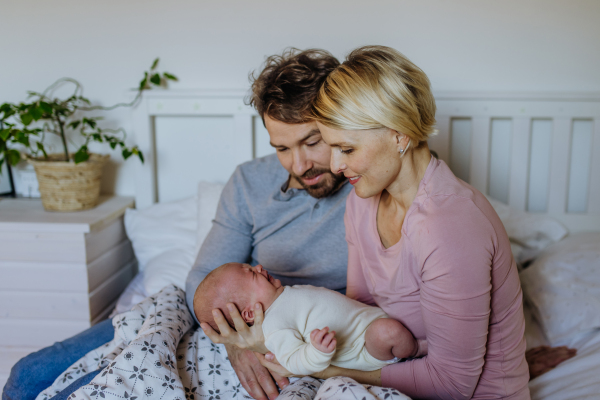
[0,58,177,211]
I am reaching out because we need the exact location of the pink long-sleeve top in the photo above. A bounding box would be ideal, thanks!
[345,157,530,400]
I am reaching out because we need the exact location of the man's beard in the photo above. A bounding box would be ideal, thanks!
[293,167,347,199]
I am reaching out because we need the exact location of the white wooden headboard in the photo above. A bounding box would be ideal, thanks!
[131,90,600,233]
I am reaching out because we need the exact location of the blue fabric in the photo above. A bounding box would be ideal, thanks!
[2,318,114,400]
[51,369,103,400]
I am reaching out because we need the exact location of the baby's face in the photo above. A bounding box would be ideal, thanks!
[223,263,283,311]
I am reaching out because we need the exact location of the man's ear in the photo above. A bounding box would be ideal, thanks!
[241,307,255,324]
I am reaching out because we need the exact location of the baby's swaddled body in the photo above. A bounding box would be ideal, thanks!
[262,285,393,375]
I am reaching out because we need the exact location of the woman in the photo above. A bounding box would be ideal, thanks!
[204,46,530,399]
[312,45,530,399]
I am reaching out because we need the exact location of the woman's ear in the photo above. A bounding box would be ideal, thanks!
[241,307,255,323]
[393,131,410,153]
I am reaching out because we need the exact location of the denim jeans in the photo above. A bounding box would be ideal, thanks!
[50,369,104,400]
[2,319,114,400]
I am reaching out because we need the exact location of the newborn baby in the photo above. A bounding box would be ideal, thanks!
[194,262,426,375]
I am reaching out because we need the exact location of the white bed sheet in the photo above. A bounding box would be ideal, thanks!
[111,272,150,317]
[528,327,600,399]
[525,301,600,399]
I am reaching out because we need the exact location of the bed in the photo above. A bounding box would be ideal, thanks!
[39,91,600,399]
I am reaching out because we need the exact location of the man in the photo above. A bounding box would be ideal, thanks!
[2,48,349,400]
[185,48,351,400]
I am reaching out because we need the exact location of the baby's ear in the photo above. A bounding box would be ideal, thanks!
[241,307,255,324]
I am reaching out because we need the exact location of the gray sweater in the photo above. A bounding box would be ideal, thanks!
[185,154,352,319]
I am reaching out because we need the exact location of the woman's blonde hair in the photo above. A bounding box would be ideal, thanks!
[312,46,436,148]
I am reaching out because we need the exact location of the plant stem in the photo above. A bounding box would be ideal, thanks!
[56,116,70,162]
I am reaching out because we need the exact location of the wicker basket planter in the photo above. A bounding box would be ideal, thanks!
[28,153,109,211]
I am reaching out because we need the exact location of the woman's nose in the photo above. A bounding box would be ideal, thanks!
[330,151,346,174]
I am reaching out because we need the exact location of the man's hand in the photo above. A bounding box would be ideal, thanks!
[226,344,289,400]
[526,345,577,380]
[201,303,268,353]
[310,327,336,353]
[255,352,296,378]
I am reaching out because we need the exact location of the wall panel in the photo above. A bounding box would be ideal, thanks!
[567,120,593,213]
[527,119,553,212]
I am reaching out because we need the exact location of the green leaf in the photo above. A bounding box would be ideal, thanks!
[0,103,15,119]
[1,108,15,119]
[150,73,161,86]
[16,132,29,146]
[73,148,90,164]
[151,58,159,70]
[69,120,81,129]
[83,118,97,129]
[20,113,33,126]
[105,136,118,148]
[7,149,21,166]
[0,103,12,113]
[163,72,178,82]
[139,72,148,90]
[0,128,10,141]
[39,102,53,114]
[122,148,132,160]
[132,147,144,163]
[36,142,48,158]
[30,105,43,120]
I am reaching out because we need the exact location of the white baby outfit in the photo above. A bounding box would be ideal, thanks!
[262,285,394,375]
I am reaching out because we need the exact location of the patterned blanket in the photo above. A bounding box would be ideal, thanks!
[37,286,410,400]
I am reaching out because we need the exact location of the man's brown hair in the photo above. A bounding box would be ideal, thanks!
[248,48,340,124]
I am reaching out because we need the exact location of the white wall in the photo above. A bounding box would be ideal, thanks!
[2,0,599,196]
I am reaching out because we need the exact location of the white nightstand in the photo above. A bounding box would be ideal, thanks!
[0,196,136,386]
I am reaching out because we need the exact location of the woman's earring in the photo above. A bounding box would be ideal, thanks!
[399,142,410,157]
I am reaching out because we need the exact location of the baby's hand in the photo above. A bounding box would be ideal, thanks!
[310,327,336,354]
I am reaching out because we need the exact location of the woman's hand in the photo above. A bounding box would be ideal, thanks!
[201,302,269,354]
[256,352,382,386]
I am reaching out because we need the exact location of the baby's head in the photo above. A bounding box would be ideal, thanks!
[193,262,283,332]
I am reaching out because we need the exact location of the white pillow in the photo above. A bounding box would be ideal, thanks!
[124,196,198,294]
[197,181,225,246]
[486,196,568,263]
[124,182,225,296]
[519,232,600,344]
